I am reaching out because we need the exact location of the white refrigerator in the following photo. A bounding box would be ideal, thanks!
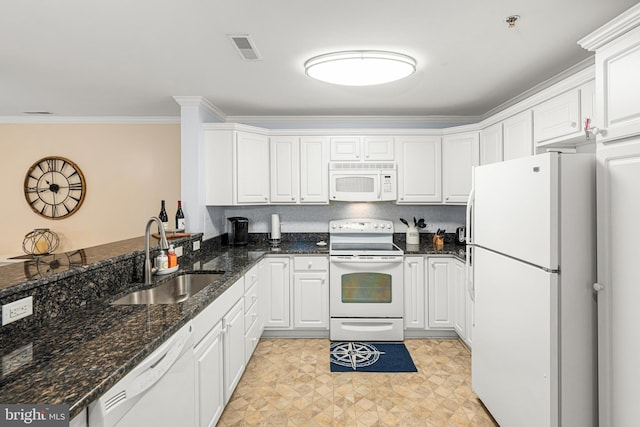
[468,152,597,427]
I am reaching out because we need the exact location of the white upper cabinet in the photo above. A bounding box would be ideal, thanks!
[205,128,269,206]
[480,122,504,165]
[585,25,640,143]
[300,137,329,203]
[270,137,299,204]
[330,136,394,161]
[396,136,442,204]
[442,131,479,204]
[533,89,581,145]
[236,132,270,204]
[533,80,595,147]
[503,110,533,161]
[363,136,395,160]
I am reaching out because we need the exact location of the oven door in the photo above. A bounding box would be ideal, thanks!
[330,256,404,317]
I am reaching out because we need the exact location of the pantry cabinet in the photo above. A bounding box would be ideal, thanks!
[330,136,394,161]
[427,257,454,329]
[579,8,640,425]
[503,110,533,161]
[396,136,442,203]
[480,122,503,165]
[404,256,425,329]
[292,256,329,329]
[260,257,291,329]
[442,131,479,203]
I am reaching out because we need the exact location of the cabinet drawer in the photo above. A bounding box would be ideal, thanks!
[244,282,258,314]
[244,318,261,363]
[244,265,259,291]
[244,295,259,333]
[293,256,328,271]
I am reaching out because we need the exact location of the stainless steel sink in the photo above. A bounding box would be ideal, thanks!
[111,272,224,305]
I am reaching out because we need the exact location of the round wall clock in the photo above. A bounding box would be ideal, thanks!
[24,156,86,219]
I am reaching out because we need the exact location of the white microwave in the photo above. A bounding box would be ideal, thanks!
[329,162,397,202]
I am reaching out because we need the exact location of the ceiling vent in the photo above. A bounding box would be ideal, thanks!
[228,34,262,61]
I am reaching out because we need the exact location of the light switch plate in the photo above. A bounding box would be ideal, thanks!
[2,296,33,325]
[174,246,184,257]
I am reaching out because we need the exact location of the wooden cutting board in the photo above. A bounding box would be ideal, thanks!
[152,232,192,239]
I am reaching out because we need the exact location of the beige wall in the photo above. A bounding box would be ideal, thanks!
[0,123,181,255]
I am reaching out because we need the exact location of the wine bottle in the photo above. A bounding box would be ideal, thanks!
[175,200,185,231]
[159,200,169,230]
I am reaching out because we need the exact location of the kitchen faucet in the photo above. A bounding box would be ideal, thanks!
[144,216,170,284]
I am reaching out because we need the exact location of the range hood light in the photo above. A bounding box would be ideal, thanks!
[304,50,416,86]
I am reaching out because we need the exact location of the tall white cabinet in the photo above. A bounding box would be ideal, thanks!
[579,5,640,426]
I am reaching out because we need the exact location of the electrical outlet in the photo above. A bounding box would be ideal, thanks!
[193,240,200,251]
[2,296,33,326]
[174,246,184,257]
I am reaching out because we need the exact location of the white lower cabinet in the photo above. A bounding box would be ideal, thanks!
[260,257,291,329]
[194,321,224,427]
[404,256,425,329]
[293,256,329,329]
[192,276,244,427]
[452,258,466,340]
[223,299,245,403]
[244,264,262,362]
[70,410,87,427]
[427,257,454,329]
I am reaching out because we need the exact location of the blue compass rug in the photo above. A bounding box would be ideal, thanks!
[330,342,418,372]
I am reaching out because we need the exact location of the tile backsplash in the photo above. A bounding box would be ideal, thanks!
[219,202,465,235]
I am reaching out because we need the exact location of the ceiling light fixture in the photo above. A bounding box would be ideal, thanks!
[304,50,416,86]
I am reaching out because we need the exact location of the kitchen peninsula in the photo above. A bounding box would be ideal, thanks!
[0,232,463,423]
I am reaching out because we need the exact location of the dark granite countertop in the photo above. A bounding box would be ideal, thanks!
[0,234,463,418]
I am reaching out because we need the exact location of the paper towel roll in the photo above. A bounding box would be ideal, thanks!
[271,214,281,239]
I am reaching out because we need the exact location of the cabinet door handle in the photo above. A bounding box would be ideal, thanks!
[291,197,295,201]
[593,282,604,292]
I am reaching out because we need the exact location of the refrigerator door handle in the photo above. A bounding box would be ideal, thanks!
[465,166,475,245]
[466,246,474,301]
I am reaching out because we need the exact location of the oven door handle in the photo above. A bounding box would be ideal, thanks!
[330,257,404,264]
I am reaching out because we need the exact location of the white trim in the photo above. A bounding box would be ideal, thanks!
[173,96,227,122]
[0,116,180,124]
[578,3,640,51]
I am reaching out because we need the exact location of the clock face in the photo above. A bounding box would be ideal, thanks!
[24,156,86,219]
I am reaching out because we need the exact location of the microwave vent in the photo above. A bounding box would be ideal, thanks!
[330,162,395,169]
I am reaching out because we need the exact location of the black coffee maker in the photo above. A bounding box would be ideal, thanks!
[227,217,249,246]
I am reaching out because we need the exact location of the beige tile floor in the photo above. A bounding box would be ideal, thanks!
[218,338,498,426]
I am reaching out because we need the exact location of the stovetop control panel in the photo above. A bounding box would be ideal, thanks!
[329,219,394,233]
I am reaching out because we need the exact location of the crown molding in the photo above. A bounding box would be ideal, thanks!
[0,116,180,124]
[480,57,595,122]
[173,96,227,122]
[578,3,640,51]
[226,114,480,129]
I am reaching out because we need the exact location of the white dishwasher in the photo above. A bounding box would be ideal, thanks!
[88,322,195,427]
